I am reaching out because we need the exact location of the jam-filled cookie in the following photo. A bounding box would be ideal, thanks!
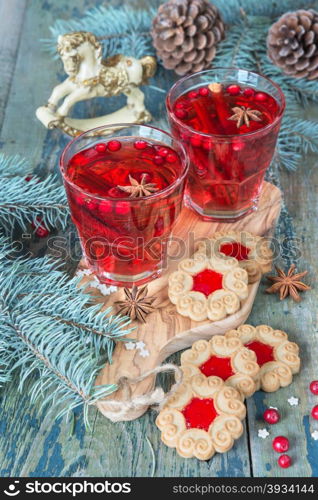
[195,231,273,284]
[168,250,248,322]
[225,324,300,392]
[180,335,260,398]
[156,374,246,460]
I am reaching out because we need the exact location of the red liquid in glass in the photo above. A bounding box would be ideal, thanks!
[182,397,219,431]
[64,138,185,285]
[170,83,281,217]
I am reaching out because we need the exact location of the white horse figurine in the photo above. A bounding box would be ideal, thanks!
[36,31,157,136]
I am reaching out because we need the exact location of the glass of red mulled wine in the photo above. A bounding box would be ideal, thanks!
[60,124,188,287]
[166,68,285,221]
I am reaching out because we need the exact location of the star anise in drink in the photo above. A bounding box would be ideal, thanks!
[228,106,262,128]
[118,174,159,198]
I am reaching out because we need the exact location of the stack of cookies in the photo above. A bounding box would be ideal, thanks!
[157,232,300,460]
[156,325,300,460]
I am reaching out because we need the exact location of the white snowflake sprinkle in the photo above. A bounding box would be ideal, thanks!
[139,349,150,358]
[269,406,278,410]
[311,430,318,441]
[288,397,299,406]
[258,428,270,439]
[76,268,93,277]
[88,279,100,289]
[124,342,136,351]
[135,341,146,351]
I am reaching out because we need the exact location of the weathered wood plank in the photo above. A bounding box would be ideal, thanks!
[0,0,27,132]
[246,157,318,477]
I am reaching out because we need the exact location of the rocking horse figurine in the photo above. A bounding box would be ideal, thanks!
[36,31,157,136]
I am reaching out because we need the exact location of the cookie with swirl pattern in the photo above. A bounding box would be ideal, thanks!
[195,231,273,284]
[181,336,260,399]
[225,324,300,392]
[156,374,246,460]
[168,250,248,322]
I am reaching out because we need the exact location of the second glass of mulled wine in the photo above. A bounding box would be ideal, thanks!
[60,124,188,287]
[166,68,285,221]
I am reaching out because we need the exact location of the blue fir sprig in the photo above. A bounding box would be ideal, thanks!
[45,0,318,172]
[0,154,69,234]
[0,240,133,423]
[43,5,157,59]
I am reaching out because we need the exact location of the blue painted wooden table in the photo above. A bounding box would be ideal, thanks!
[0,0,317,477]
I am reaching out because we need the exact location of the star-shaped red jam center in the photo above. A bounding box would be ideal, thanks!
[245,341,274,366]
[192,269,223,297]
[200,355,234,380]
[182,397,219,431]
[220,242,250,261]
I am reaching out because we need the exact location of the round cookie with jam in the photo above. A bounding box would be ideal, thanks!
[195,231,273,284]
[225,324,300,392]
[156,374,246,460]
[180,335,260,399]
[168,250,248,322]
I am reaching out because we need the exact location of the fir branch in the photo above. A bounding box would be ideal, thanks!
[43,5,156,59]
[0,154,69,234]
[0,255,133,424]
[45,1,318,171]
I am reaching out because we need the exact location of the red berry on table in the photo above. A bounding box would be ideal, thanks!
[134,140,148,150]
[255,92,267,102]
[107,140,121,152]
[199,87,209,96]
[32,218,50,238]
[278,455,292,469]
[311,405,318,420]
[227,84,241,95]
[263,408,280,425]
[310,380,318,395]
[272,436,289,453]
[95,142,107,153]
[243,87,255,97]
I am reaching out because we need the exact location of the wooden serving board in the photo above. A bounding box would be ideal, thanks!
[78,181,282,421]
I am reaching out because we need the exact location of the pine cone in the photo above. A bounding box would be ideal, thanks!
[151,0,225,76]
[267,9,318,80]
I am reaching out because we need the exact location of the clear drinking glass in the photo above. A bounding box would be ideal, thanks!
[60,124,188,286]
[166,68,285,221]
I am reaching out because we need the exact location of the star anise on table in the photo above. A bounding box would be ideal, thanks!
[118,174,159,198]
[228,106,262,128]
[265,264,311,302]
[115,285,156,322]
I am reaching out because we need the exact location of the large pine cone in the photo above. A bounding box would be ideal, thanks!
[151,0,225,75]
[267,9,318,80]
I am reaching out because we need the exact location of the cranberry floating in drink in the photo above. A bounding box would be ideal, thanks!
[167,68,285,221]
[60,124,188,287]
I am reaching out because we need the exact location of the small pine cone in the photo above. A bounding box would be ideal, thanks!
[151,0,225,76]
[267,9,318,80]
